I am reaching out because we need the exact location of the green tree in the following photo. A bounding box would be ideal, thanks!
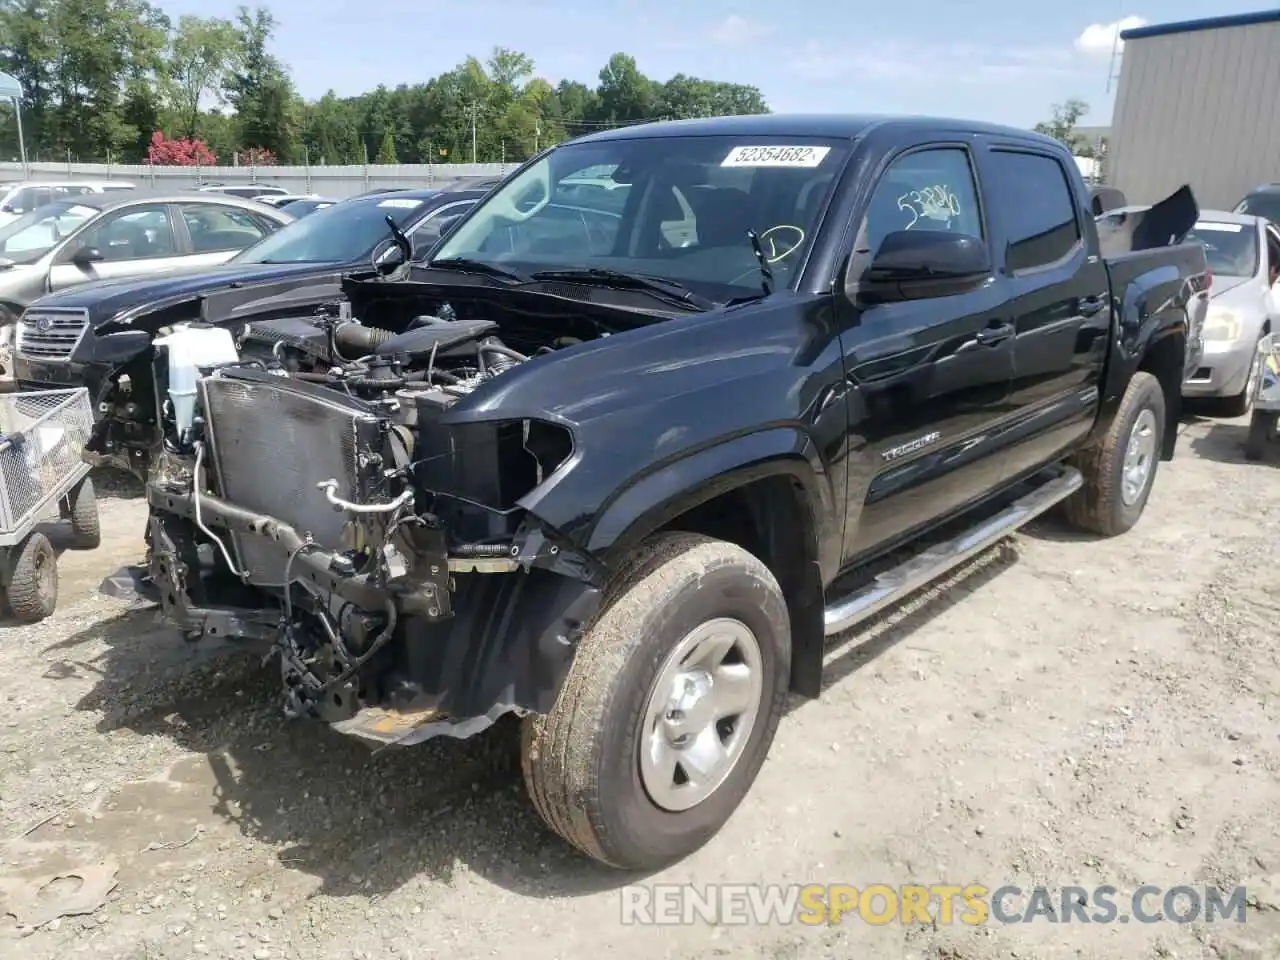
[596,52,654,124]
[657,74,768,119]
[374,127,396,164]
[225,4,298,162]
[0,18,774,164]
[164,15,239,139]
[1034,98,1090,154]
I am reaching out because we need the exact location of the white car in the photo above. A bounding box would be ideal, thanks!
[1180,211,1280,415]
[0,180,137,227]
[253,193,318,207]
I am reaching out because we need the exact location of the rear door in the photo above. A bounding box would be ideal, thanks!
[976,144,1110,482]
[836,141,1017,564]
[175,201,278,267]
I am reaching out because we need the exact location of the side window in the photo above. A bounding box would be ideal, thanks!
[10,187,52,214]
[1267,228,1280,284]
[860,147,983,260]
[408,201,477,257]
[180,204,271,254]
[77,204,177,261]
[987,150,1081,272]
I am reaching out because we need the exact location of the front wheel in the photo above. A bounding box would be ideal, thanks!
[1064,370,1166,536]
[520,532,791,871]
[1244,409,1275,461]
[6,531,58,623]
[1222,337,1265,418]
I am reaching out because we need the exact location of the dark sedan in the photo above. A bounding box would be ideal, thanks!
[12,186,489,474]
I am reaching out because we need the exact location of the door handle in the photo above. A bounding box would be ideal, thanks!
[1079,294,1107,316]
[974,323,1014,345]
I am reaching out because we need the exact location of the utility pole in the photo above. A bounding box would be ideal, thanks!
[534,120,540,153]
[467,100,479,164]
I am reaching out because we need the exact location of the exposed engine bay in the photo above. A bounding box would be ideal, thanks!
[232,299,541,404]
[128,289,608,747]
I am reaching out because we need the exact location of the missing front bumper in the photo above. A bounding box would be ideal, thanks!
[125,482,604,748]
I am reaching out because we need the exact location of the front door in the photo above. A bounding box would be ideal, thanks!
[977,145,1109,480]
[48,203,184,291]
[836,143,1017,565]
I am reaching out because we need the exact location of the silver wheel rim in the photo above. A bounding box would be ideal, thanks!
[1121,408,1158,506]
[638,617,764,812]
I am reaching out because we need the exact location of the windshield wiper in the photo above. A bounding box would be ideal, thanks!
[428,257,531,283]
[528,268,715,311]
[745,229,775,297]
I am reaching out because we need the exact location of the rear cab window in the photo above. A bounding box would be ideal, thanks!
[984,150,1082,272]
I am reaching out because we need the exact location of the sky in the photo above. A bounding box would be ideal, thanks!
[160,0,1270,129]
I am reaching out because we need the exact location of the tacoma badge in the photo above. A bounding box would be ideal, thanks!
[882,431,941,462]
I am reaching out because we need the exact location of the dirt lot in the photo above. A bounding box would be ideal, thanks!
[1,412,1279,960]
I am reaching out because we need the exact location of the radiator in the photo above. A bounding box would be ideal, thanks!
[200,374,385,585]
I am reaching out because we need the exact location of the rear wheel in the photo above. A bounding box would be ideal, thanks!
[520,532,791,871]
[60,476,100,549]
[1064,371,1165,536]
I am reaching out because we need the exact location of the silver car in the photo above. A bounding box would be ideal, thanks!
[0,190,295,334]
[1182,211,1279,415]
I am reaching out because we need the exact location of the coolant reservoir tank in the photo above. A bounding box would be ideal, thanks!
[153,325,239,438]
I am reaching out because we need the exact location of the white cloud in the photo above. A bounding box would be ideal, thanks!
[709,14,771,46]
[1075,16,1148,56]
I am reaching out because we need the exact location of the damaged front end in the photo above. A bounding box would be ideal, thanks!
[123,324,605,747]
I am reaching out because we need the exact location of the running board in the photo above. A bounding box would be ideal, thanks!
[823,466,1083,637]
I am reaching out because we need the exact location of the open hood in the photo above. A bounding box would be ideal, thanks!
[93,267,382,336]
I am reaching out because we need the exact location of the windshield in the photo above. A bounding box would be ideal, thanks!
[1235,193,1280,224]
[431,135,850,301]
[233,194,433,264]
[280,198,334,217]
[1186,220,1258,278]
[0,200,101,264]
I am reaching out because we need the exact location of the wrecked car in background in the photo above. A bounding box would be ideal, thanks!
[12,186,488,479]
[104,114,1206,872]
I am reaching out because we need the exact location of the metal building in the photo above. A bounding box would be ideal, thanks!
[1107,10,1280,210]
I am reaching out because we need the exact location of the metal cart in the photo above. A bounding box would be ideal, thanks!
[0,388,100,623]
[1245,334,1280,462]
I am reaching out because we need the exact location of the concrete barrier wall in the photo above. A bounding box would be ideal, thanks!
[0,161,514,198]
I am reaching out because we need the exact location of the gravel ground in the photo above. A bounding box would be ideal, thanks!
[1,411,1279,960]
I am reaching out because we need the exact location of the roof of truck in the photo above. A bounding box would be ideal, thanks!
[572,113,1062,147]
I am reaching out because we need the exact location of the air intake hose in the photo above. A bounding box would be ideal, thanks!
[333,321,396,358]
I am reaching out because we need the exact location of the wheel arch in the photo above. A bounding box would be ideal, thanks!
[584,429,832,700]
[1136,327,1185,460]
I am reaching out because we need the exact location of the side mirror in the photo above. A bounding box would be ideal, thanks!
[373,239,405,275]
[855,230,991,304]
[72,246,105,266]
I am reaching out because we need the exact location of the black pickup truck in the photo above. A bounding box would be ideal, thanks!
[101,114,1208,872]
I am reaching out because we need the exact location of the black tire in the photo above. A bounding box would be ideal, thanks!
[1064,371,1166,537]
[520,532,791,871]
[1222,337,1265,419]
[7,531,57,623]
[61,476,100,549]
[1244,409,1273,462]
